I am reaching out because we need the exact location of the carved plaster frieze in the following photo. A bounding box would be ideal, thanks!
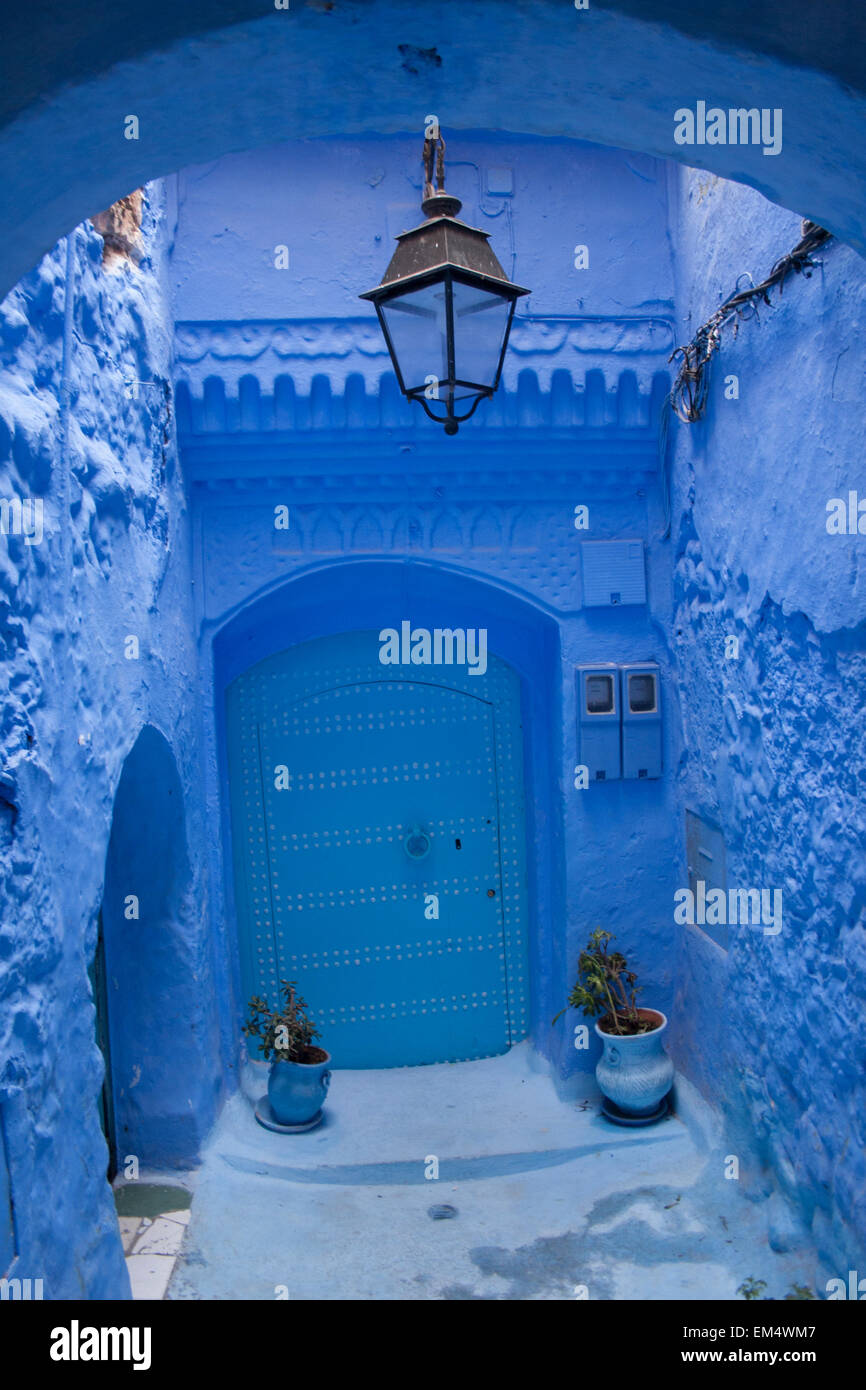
[174,315,675,395]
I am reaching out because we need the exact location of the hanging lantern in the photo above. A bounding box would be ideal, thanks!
[360,126,529,434]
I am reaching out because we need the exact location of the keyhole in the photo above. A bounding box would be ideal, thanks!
[487,889,496,898]
[455,838,461,850]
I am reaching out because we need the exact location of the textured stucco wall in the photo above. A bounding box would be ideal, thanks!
[0,184,221,1298]
[667,169,866,1273]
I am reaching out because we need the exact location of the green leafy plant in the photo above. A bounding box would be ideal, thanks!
[553,928,656,1036]
[737,1276,816,1301]
[243,979,322,1063]
[737,1277,768,1301]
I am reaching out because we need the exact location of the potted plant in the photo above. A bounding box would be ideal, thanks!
[554,929,673,1121]
[243,980,331,1131]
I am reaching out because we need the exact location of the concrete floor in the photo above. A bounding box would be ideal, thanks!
[164,1044,816,1301]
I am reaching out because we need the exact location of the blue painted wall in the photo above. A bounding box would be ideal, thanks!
[170,136,674,330]
[0,186,223,1297]
[667,170,866,1273]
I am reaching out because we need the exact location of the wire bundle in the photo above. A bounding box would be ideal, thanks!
[668,221,833,423]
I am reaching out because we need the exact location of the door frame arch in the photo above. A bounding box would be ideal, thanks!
[210,559,564,1066]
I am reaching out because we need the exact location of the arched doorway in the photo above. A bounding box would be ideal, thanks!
[213,559,563,1066]
[226,629,530,1067]
[97,725,198,1171]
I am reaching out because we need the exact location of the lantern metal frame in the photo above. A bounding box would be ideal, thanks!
[360,129,529,434]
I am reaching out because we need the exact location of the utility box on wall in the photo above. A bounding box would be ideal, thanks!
[581,540,646,607]
[685,810,728,951]
[621,662,661,779]
[577,664,621,781]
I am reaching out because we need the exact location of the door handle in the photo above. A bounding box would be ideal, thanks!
[404,824,431,860]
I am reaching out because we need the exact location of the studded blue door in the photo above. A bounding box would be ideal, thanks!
[226,631,529,1068]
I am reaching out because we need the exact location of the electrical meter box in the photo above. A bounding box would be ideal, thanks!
[621,662,661,779]
[577,664,621,781]
[581,540,646,607]
[685,810,728,951]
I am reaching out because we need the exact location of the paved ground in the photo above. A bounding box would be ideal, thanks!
[115,1184,192,1299]
[157,1045,816,1301]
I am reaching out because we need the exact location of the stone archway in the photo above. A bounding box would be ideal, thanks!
[1,1,864,298]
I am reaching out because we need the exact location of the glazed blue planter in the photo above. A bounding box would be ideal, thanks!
[267,1051,332,1126]
[594,1010,673,1117]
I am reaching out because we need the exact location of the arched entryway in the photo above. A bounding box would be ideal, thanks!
[213,559,563,1068]
[97,725,198,1170]
[226,629,530,1067]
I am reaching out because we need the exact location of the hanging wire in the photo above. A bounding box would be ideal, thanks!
[668,220,833,423]
[657,393,672,539]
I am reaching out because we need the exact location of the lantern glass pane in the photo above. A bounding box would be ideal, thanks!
[452,280,512,392]
[380,282,448,395]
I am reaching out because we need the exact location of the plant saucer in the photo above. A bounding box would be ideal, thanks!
[600,1093,670,1127]
[254,1098,325,1133]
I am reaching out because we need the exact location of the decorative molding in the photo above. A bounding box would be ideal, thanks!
[176,366,669,482]
[191,465,656,507]
[175,324,671,487]
[197,498,652,624]
[212,501,602,558]
[175,319,389,369]
[174,315,675,395]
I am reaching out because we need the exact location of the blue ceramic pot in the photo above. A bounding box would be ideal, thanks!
[267,1051,332,1126]
[594,1010,673,1116]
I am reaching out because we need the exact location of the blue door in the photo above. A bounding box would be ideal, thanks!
[226,631,529,1067]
